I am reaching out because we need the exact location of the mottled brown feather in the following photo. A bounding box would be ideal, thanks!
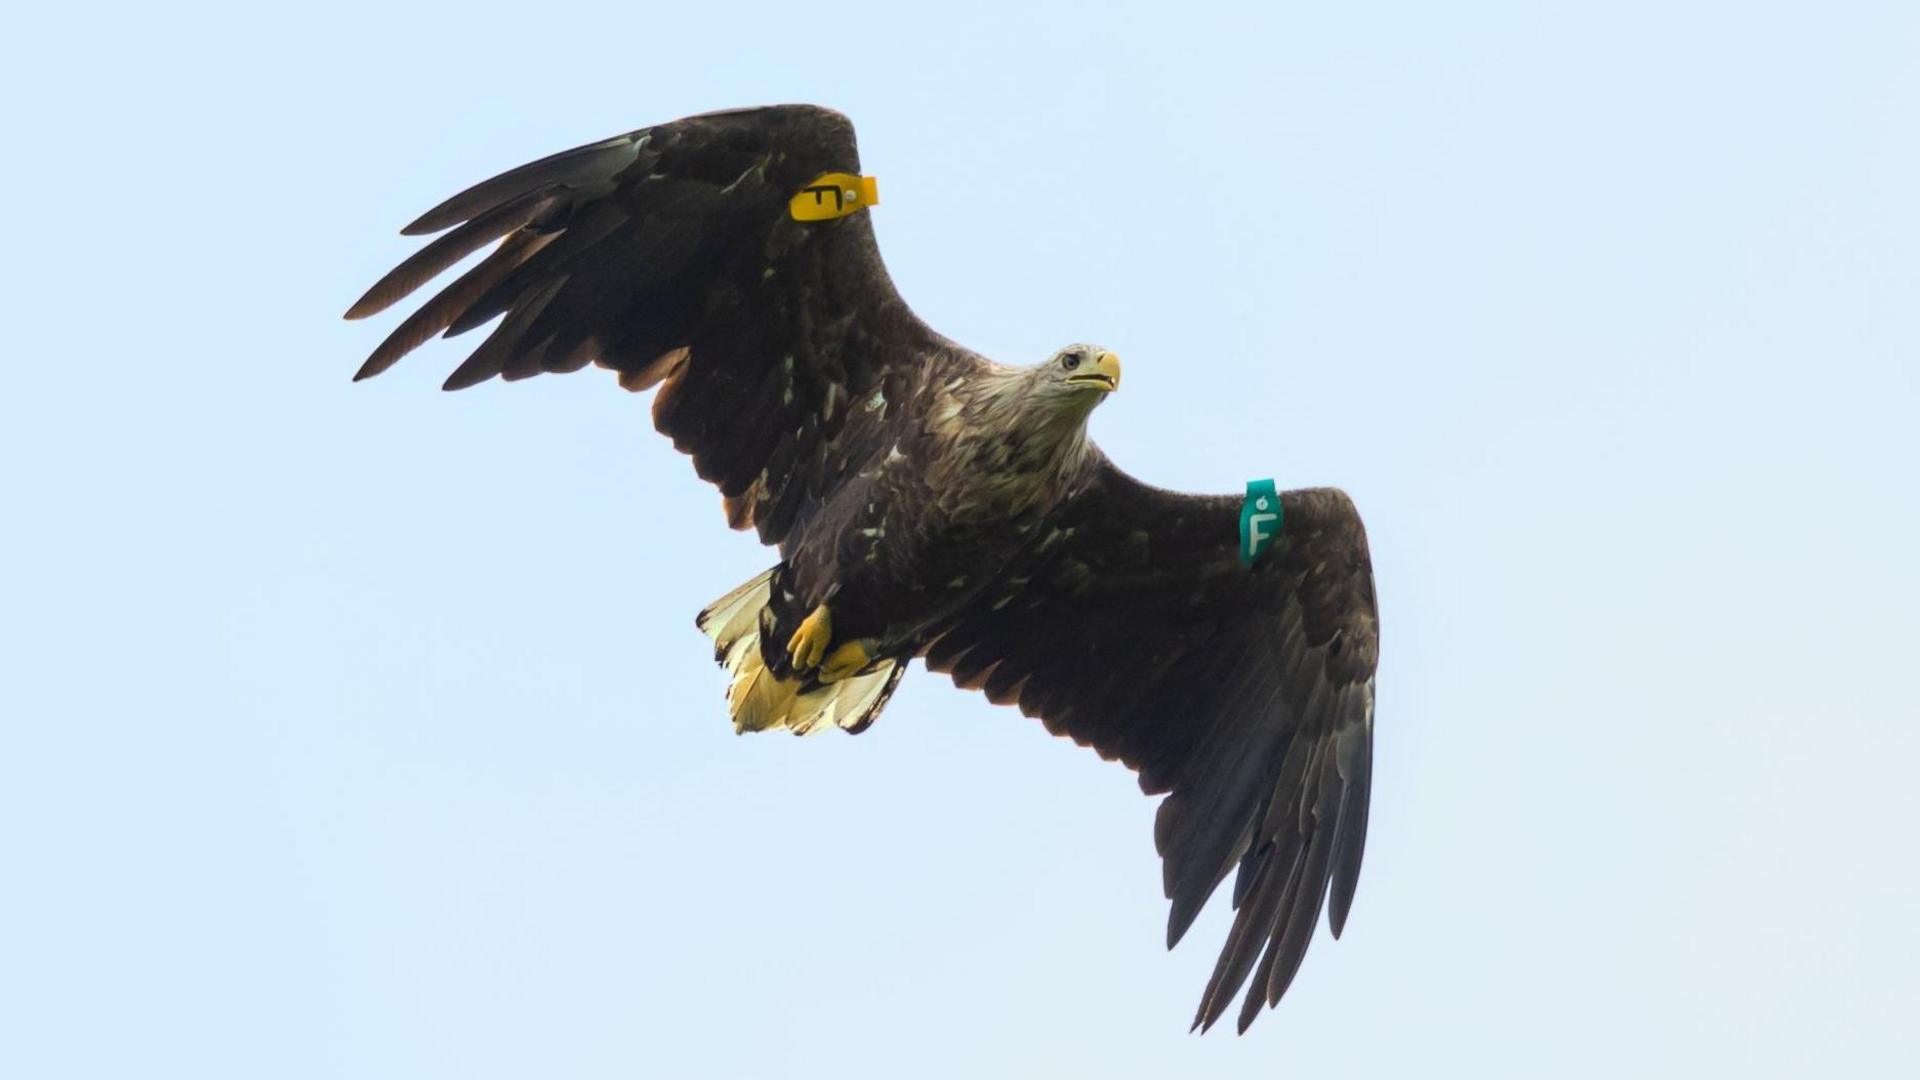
[348,105,972,550]
[923,467,1379,1033]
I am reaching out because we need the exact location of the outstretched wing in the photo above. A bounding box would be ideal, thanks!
[347,104,968,548]
[922,462,1379,1033]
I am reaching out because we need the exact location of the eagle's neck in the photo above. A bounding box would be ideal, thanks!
[934,366,1098,515]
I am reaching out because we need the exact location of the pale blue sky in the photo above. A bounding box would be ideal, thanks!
[6,2,1917,1077]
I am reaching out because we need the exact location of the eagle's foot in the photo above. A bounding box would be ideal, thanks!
[786,604,833,671]
[818,640,873,684]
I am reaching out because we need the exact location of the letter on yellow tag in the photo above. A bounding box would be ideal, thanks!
[789,173,880,222]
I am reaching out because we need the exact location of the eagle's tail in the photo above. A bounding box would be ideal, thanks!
[695,569,904,736]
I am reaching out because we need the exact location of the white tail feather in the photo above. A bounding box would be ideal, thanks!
[697,570,900,736]
[695,567,774,655]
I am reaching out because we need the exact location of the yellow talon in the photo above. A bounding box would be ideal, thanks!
[818,640,872,684]
[786,604,833,671]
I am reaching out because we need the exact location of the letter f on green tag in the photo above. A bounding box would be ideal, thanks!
[1240,479,1282,566]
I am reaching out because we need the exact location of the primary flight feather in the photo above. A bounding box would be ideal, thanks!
[347,104,1380,1033]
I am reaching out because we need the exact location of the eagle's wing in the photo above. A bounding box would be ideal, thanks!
[922,461,1379,1034]
[347,105,969,548]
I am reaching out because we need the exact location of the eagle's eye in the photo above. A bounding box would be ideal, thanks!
[1062,354,1081,371]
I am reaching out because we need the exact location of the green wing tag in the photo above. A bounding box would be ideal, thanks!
[1240,479,1282,566]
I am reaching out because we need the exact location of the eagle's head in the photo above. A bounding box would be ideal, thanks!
[1004,344,1118,476]
[956,345,1121,480]
[1034,344,1122,405]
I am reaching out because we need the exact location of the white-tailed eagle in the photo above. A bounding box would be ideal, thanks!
[347,105,1380,1034]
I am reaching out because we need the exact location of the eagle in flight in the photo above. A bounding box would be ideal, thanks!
[347,105,1380,1034]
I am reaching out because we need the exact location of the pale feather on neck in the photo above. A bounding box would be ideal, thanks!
[930,363,1098,509]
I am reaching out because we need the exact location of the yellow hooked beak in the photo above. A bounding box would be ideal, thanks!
[1068,351,1122,393]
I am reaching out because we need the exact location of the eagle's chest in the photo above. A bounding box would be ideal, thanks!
[792,452,1058,641]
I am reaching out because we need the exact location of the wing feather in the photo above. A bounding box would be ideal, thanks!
[924,464,1380,1033]
[349,105,980,550]
[344,187,563,320]
[400,133,649,236]
[352,229,556,382]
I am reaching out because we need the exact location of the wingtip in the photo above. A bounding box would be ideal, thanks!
[1330,874,1353,937]
[1235,1006,1262,1036]
[1166,898,1202,950]
[399,215,449,237]
[343,283,399,322]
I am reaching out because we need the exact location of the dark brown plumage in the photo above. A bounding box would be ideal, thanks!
[348,104,1381,1034]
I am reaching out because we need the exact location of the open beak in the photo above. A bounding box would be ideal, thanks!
[1068,351,1122,392]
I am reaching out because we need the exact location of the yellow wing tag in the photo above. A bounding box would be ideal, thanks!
[789,173,880,222]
